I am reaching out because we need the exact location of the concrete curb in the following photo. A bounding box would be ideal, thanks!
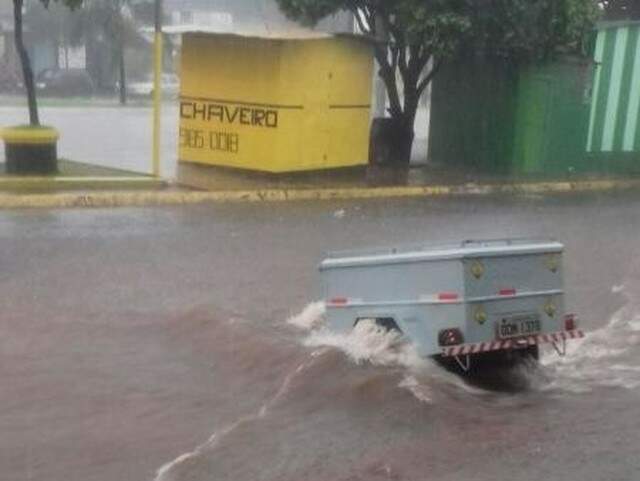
[0,176,166,189]
[1,178,639,209]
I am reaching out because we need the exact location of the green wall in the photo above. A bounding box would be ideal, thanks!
[429,56,592,176]
[428,56,517,175]
[513,61,592,175]
[430,23,640,177]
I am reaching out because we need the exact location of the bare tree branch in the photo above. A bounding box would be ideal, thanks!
[416,58,443,98]
[398,41,408,78]
[390,43,399,74]
[374,44,403,118]
[352,7,369,34]
[407,44,424,77]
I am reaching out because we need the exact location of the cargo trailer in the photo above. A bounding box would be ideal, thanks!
[319,238,584,371]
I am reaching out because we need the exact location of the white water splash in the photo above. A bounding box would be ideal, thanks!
[540,284,640,393]
[289,301,425,370]
[288,303,492,401]
[289,295,640,400]
[287,301,326,330]
[612,284,625,294]
[304,319,425,369]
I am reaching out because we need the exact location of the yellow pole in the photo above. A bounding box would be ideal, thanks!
[151,0,163,177]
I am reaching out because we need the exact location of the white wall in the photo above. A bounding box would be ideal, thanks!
[370,58,432,164]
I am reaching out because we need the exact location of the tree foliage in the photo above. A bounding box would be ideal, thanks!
[67,0,146,102]
[25,0,149,104]
[39,0,83,10]
[24,2,78,50]
[474,0,600,60]
[599,0,640,19]
[13,0,83,126]
[277,0,599,163]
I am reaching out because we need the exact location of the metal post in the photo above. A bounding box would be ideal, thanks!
[151,0,163,177]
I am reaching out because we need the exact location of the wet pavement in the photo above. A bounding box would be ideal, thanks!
[0,104,179,178]
[0,102,430,182]
[2,191,640,481]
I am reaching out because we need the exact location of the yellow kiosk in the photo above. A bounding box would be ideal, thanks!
[178,31,374,173]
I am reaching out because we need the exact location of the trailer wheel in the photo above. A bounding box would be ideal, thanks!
[521,345,539,362]
[475,345,539,369]
[470,346,541,391]
[436,345,539,375]
[354,317,401,333]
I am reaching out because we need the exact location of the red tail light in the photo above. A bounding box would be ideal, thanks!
[564,313,577,331]
[499,288,517,296]
[438,328,464,346]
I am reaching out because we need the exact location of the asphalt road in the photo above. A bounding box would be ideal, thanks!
[2,192,640,481]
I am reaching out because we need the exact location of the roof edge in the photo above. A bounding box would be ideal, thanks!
[176,28,376,43]
[596,20,640,30]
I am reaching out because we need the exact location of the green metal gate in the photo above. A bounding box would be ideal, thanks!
[513,61,592,175]
[588,21,640,157]
[429,56,590,176]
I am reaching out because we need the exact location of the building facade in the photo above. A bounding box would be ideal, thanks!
[587,21,640,172]
[163,0,353,35]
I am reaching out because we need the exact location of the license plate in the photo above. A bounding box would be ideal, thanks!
[497,315,541,339]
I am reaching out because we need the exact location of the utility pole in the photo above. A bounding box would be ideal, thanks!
[151,0,163,177]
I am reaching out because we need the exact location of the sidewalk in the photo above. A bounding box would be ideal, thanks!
[1,161,640,209]
[0,159,166,192]
[176,161,621,191]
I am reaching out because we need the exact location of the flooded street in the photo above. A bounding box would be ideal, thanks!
[2,192,640,481]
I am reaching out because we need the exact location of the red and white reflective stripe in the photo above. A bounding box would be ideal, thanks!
[418,292,463,303]
[328,297,348,306]
[441,329,585,357]
[326,297,362,307]
[437,292,459,302]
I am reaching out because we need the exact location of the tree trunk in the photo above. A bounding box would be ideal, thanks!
[13,0,39,126]
[372,43,424,166]
[372,78,415,164]
[387,116,414,165]
[376,76,417,165]
[118,43,126,105]
[369,115,415,166]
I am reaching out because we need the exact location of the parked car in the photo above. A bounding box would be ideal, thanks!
[35,69,94,97]
[127,73,179,98]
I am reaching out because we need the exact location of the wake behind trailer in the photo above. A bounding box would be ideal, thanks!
[320,239,584,371]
